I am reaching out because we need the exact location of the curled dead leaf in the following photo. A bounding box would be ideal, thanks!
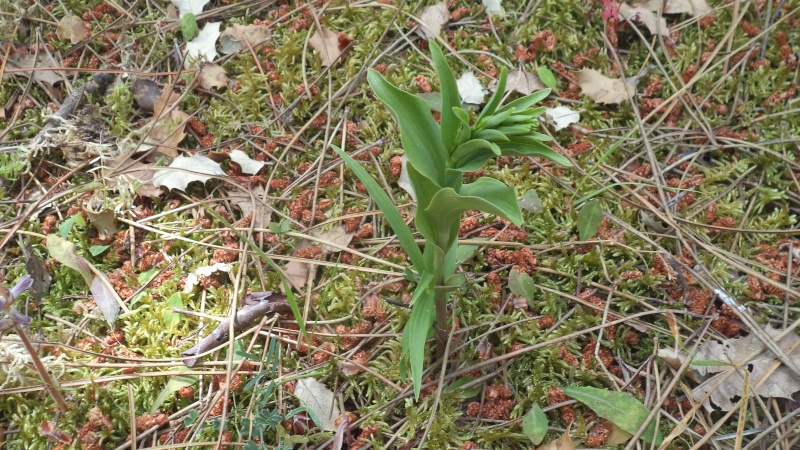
[619,3,670,37]
[285,226,355,290]
[417,2,449,39]
[56,16,87,44]
[488,69,546,96]
[197,62,229,90]
[309,26,342,67]
[219,24,271,54]
[576,69,637,104]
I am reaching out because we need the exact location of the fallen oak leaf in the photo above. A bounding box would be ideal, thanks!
[488,69,546,96]
[309,25,342,67]
[285,226,355,290]
[152,154,225,192]
[184,22,220,68]
[230,149,266,174]
[294,378,342,432]
[576,69,637,104]
[544,106,580,131]
[417,1,449,39]
[641,0,712,16]
[56,15,87,44]
[691,325,800,411]
[619,3,670,37]
[171,0,210,16]
[197,62,229,90]
[219,24,271,54]
[457,72,486,104]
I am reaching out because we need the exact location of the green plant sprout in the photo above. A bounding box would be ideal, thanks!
[333,43,572,398]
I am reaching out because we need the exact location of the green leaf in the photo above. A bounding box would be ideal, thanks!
[367,69,447,184]
[456,244,479,265]
[269,219,292,234]
[508,269,536,302]
[164,292,184,329]
[497,139,573,166]
[577,199,603,240]
[59,214,85,238]
[478,66,508,122]
[537,67,557,89]
[561,386,663,445]
[180,13,198,41]
[151,372,197,413]
[46,235,93,287]
[522,404,548,445]
[496,88,551,115]
[417,92,442,112]
[430,43,461,153]
[332,145,425,271]
[450,139,498,172]
[444,376,481,398]
[89,245,111,256]
[400,274,435,399]
[138,267,160,285]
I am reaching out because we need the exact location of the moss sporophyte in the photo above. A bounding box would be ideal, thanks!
[333,43,571,399]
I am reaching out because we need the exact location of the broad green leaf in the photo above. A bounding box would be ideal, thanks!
[407,163,441,210]
[561,386,663,445]
[473,129,509,142]
[58,214,85,238]
[89,244,111,256]
[430,43,461,153]
[458,177,523,225]
[537,67,557,89]
[417,92,442,112]
[400,273,435,399]
[46,235,93,286]
[151,372,197,413]
[478,67,509,122]
[138,267,160,285]
[444,376,481,397]
[496,88,551,115]
[367,69,446,184]
[497,140,573,166]
[450,139,497,172]
[479,106,518,130]
[508,269,536,302]
[577,199,603,240]
[332,145,425,271]
[522,404,548,445]
[164,292,184,329]
[180,13,198,41]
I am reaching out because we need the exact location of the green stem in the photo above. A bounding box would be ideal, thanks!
[432,240,454,362]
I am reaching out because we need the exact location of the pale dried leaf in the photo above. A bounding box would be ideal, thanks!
[294,378,341,431]
[417,2,449,38]
[4,53,65,85]
[641,0,712,16]
[489,69,545,96]
[56,16,87,44]
[691,325,800,411]
[229,186,272,229]
[230,149,265,175]
[219,24,271,54]
[184,22,220,68]
[171,0,209,16]
[46,235,93,287]
[103,154,163,197]
[576,69,637,104]
[91,273,120,324]
[340,352,369,376]
[183,263,233,293]
[619,3,670,37]
[285,226,354,290]
[143,118,186,158]
[536,427,574,450]
[482,0,505,17]
[457,72,486,104]
[198,62,229,90]
[544,106,580,131]
[152,154,225,191]
[309,26,341,67]
[83,196,117,240]
[397,155,416,201]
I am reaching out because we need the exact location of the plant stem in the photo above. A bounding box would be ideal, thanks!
[432,242,452,362]
[14,326,69,413]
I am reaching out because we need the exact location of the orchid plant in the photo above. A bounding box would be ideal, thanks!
[333,43,571,398]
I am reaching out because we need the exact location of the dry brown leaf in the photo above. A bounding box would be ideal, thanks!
[83,194,117,240]
[691,325,800,411]
[103,154,164,197]
[536,426,574,450]
[4,53,66,85]
[229,186,272,229]
[146,86,189,157]
[619,3,669,37]
[294,378,342,431]
[488,69,546,96]
[198,62,229,90]
[56,15,87,44]
[417,1,449,39]
[309,26,341,67]
[285,226,355,290]
[219,24,271,54]
[576,69,637,104]
[641,0,712,16]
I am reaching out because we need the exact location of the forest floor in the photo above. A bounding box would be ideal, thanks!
[1,0,799,448]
